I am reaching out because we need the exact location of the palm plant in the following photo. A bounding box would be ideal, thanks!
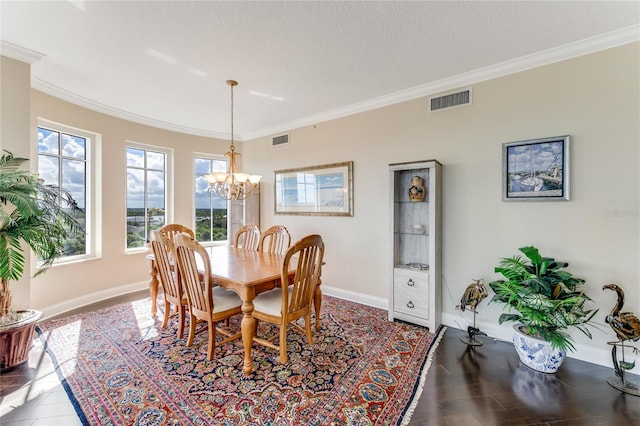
[0,150,83,319]
[488,245,598,352]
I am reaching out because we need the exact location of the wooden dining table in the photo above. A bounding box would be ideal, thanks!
[146,245,323,375]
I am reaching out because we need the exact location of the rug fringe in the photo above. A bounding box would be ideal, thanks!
[399,324,447,426]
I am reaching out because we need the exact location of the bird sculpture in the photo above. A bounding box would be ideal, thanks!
[458,279,488,345]
[603,284,640,343]
[459,279,488,312]
[602,283,640,392]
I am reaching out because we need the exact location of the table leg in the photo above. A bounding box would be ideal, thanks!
[241,299,256,376]
[314,278,322,331]
[148,259,159,317]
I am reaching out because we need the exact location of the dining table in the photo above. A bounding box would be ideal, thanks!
[146,245,323,375]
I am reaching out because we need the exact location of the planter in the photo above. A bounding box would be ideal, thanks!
[0,309,43,372]
[512,324,566,373]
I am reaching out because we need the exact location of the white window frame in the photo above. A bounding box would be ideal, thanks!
[36,118,102,264]
[193,152,229,246]
[125,141,173,252]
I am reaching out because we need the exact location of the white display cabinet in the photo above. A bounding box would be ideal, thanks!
[388,160,442,330]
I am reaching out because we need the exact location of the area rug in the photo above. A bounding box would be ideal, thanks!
[37,295,445,425]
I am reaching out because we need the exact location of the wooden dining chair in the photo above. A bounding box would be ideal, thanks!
[258,225,291,255]
[233,223,261,251]
[174,233,243,360]
[251,234,325,363]
[158,223,195,245]
[150,230,188,339]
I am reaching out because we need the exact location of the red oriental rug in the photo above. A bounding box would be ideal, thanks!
[37,295,444,425]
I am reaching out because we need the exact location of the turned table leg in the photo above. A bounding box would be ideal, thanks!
[241,299,256,376]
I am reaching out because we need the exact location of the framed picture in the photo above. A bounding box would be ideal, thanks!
[274,161,353,216]
[503,135,570,201]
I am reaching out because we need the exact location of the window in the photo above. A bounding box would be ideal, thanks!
[126,145,169,249]
[194,156,228,243]
[37,122,97,261]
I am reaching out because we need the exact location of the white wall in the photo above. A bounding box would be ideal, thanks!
[244,43,640,371]
[4,42,638,371]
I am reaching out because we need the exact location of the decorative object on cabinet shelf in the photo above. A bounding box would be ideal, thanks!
[602,283,640,396]
[406,262,429,271]
[274,161,353,216]
[457,279,488,346]
[502,135,570,201]
[412,224,425,234]
[408,175,426,202]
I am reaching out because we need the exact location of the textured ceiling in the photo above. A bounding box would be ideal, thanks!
[1,1,639,140]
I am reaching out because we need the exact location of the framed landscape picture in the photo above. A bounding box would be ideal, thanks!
[502,135,570,201]
[274,161,353,216]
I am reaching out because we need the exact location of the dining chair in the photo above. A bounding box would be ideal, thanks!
[233,223,261,251]
[174,233,243,360]
[251,234,325,363]
[158,223,195,244]
[150,230,187,339]
[258,225,291,255]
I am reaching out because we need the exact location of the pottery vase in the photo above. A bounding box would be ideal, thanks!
[408,176,426,202]
[512,324,566,374]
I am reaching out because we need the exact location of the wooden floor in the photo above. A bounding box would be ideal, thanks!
[1,291,639,425]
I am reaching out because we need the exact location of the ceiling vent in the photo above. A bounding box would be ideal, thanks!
[272,134,289,147]
[429,88,472,112]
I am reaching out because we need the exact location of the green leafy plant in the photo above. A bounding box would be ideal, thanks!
[0,150,84,319]
[488,245,598,352]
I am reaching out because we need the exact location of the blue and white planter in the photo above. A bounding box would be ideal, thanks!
[512,324,566,373]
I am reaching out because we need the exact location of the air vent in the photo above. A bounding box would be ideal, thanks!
[429,88,472,112]
[272,134,289,147]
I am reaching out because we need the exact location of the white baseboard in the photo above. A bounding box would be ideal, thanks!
[321,285,388,310]
[39,281,149,321]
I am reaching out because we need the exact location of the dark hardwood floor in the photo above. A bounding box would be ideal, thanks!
[1,291,639,425]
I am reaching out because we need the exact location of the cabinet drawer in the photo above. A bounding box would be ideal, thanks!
[393,290,429,318]
[393,269,428,291]
[393,269,429,318]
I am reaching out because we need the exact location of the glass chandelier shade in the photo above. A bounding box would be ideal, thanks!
[204,80,261,201]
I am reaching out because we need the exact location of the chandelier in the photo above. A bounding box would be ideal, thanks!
[204,80,261,201]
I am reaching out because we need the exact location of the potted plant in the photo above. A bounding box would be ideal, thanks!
[0,150,83,371]
[488,245,598,373]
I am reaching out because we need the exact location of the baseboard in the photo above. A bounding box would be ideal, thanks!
[39,281,149,321]
[321,285,388,310]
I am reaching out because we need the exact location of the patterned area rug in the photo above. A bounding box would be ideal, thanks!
[37,295,444,425]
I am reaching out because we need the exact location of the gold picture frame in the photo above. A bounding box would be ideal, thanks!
[274,161,354,216]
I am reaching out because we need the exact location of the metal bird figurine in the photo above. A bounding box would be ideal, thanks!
[603,284,640,342]
[602,283,640,396]
[459,279,488,312]
[458,279,488,346]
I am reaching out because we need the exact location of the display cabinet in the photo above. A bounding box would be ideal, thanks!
[388,160,441,330]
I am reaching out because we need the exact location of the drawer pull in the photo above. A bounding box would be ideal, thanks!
[407,301,415,309]
[407,279,415,287]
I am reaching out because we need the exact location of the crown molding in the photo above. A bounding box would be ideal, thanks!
[21,24,640,141]
[0,40,45,64]
[244,24,640,141]
[32,79,230,140]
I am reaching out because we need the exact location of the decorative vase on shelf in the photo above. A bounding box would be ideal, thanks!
[408,176,426,202]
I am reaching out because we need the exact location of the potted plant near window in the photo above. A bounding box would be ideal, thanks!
[488,245,598,373]
[0,150,83,371]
